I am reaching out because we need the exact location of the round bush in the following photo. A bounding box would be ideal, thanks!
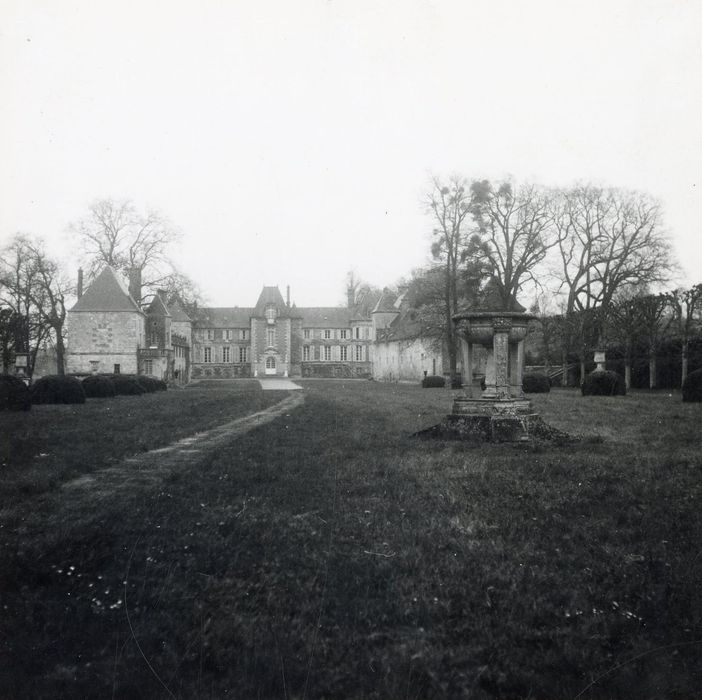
[134,375,159,393]
[0,375,31,411]
[30,375,86,404]
[422,375,446,388]
[82,374,116,398]
[523,372,551,393]
[581,370,626,397]
[682,368,702,403]
[110,375,146,396]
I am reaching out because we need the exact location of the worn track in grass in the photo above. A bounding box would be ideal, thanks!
[62,391,305,497]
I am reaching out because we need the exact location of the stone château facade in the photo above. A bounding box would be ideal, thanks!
[65,267,447,382]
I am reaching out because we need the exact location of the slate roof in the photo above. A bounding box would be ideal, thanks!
[145,294,170,317]
[297,307,355,328]
[253,286,292,318]
[167,298,192,322]
[70,266,142,313]
[191,308,255,327]
[372,288,399,314]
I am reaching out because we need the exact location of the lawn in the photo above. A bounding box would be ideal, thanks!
[1,381,701,699]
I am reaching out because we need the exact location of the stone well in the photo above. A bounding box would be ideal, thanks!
[448,286,538,441]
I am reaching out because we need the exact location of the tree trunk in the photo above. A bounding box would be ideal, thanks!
[580,359,586,385]
[54,328,66,376]
[624,344,632,390]
[561,348,568,387]
[681,338,688,386]
[649,350,657,390]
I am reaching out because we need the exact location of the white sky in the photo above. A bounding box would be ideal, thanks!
[1,0,700,307]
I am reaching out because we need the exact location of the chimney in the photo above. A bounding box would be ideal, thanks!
[286,285,290,308]
[77,268,84,299]
[347,283,355,309]
[128,267,142,304]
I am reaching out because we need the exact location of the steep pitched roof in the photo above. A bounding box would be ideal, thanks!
[145,294,170,317]
[191,307,254,327]
[167,298,192,323]
[253,286,292,318]
[372,288,399,314]
[70,266,142,313]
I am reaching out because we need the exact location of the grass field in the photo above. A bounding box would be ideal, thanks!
[1,381,701,699]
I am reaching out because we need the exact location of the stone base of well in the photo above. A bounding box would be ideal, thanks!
[447,396,538,442]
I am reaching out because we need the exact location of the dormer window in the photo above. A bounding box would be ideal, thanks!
[265,306,276,324]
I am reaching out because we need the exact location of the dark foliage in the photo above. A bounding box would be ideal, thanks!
[110,375,146,396]
[81,375,116,398]
[30,375,86,404]
[134,375,161,393]
[0,375,31,411]
[450,374,462,389]
[682,368,702,403]
[522,372,551,393]
[421,375,445,388]
[581,370,626,396]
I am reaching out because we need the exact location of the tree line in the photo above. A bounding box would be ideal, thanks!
[0,199,201,377]
[400,175,699,388]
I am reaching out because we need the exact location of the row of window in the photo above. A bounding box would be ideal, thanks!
[195,327,371,341]
[302,345,366,362]
[198,345,368,363]
[202,346,249,363]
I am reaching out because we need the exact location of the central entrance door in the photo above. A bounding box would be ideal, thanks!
[265,356,277,376]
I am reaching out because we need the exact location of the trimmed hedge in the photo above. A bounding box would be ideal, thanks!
[135,375,167,393]
[82,375,116,398]
[0,375,32,411]
[422,375,446,388]
[30,375,86,404]
[682,368,702,403]
[110,375,146,396]
[581,370,626,397]
[523,372,551,393]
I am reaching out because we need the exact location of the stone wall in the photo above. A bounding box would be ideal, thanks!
[372,337,445,382]
[66,311,144,375]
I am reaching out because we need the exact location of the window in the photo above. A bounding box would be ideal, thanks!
[143,359,153,374]
[224,329,233,341]
[222,346,231,363]
[354,327,361,339]
[303,345,310,361]
[303,329,311,339]
[206,329,215,340]
[266,328,275,347]
[340,329,348,340]
[89,360,99,373]
[240,329,248,340]
[204,347,212,363]
[340,346,347,361]
[323,329,332,340]
[324,346,331,361]
[113,364,120,374]
[355,345,363,362]
[239,346,248,363]
[266,306,276,323]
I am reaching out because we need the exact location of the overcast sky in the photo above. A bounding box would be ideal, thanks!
[1,0,700,307]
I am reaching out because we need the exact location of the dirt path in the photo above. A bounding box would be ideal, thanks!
[63,391,305,496]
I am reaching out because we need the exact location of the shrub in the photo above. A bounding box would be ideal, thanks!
[82,375,116,398]
[134,375,168,393]
[581,370,626,397]
[0,375,31,411]
[30,375,86,404]
[422,375,445,388]
[523,372,551,393]
[682,368,702,403]
[110,375,146,396]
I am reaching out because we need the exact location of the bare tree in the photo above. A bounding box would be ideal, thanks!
[0,236,55,377]
[69,198,182,299]
[424,175,476,381]
[667,284,702,385]
[469,179,558,308]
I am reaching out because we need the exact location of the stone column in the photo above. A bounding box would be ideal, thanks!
[493,319,511,400]
[460,337,473,397]
[509,339,523,397]
[481,341,497,398]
